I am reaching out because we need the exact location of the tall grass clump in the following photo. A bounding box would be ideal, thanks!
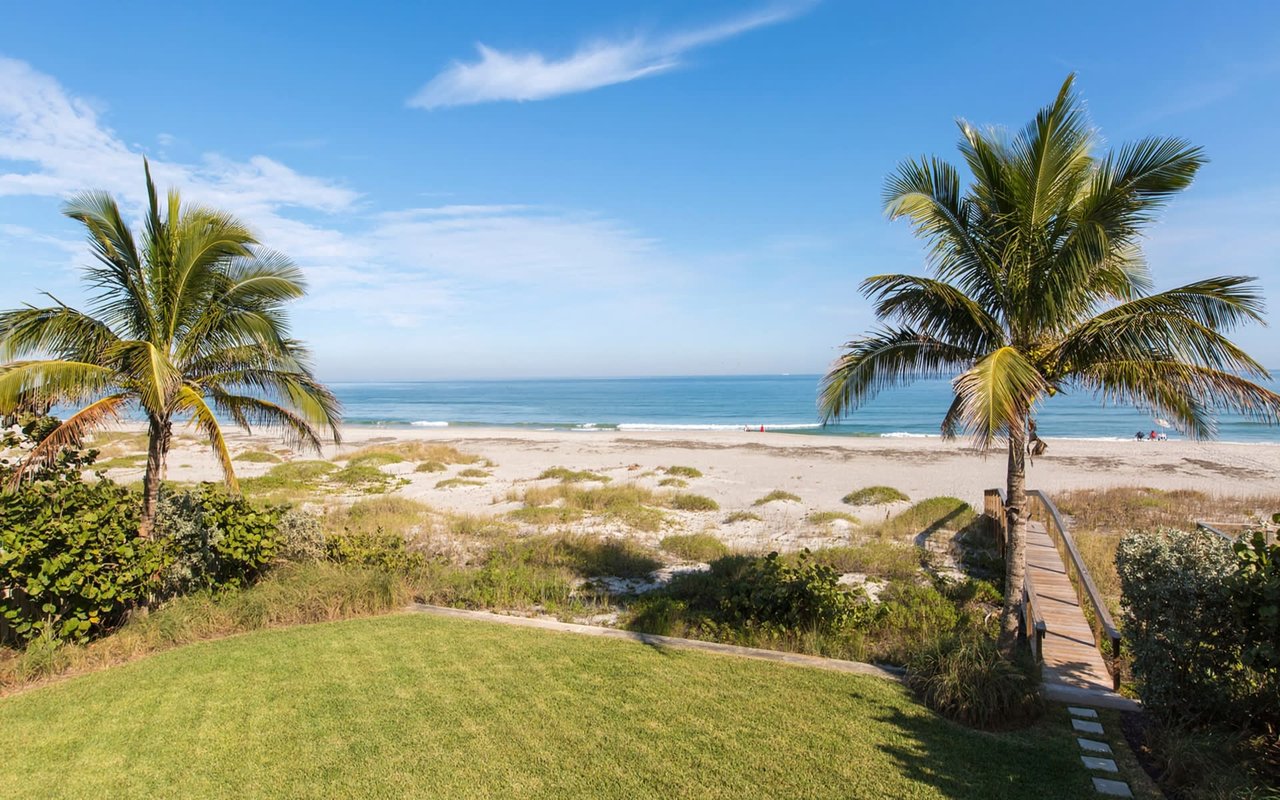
[664,493,719,512]
[906,634,1043,730]
[843,486,909,506]
[233,450,282,464]
[753,490,801,506]
[663,466,703,479]
[346,442,481,466]
[515,483,668,531]
[660,533,729,562]
[496,533,660,579]
[805,542,925,581]
[807,511,859,525]
[723,511,762,524]
[867,497,977,540]
[324,496,434,537]
[538,467,609,483]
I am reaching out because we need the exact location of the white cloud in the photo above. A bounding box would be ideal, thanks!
[0,56,680,333]
[408,3,813,109]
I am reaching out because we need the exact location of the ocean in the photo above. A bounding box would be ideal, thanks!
[330,375,1280,444]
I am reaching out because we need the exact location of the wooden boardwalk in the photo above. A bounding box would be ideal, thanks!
[1026,520,1137,710]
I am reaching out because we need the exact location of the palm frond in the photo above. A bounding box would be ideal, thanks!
[820,327,978,422]
[861,274,1005,353]
[5,393,129,487]
[173,385,238,491]
[0,301,120,361]
[0,360,119,413]
[951,346,1049,448]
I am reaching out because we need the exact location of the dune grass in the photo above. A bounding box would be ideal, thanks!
[868,497,977,540]
[753,490,801,506]
[416,461,447,473]
[660,533,729,562]
[323,496,434,537]
[658,477,688,488]
[513,484,669,532]
[457,468,491,478]
[665,493,719,512]
[436,478,484,490]
[508,506,585,526]
[0,613,1097,799]
[94,454,147,469]
[538,467,610,483]
[805,542,929,581]
[722,511,762,524]
[498,532,660,579]
[843,486,910,506]
[232,450,282,464]
[807,511,860,525]
[663,465,703,479]
[347,442,481,467]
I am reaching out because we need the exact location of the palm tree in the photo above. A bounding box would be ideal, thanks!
[0,160,341,536]
[819,76,1280,652]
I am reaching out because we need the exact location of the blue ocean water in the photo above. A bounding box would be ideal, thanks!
[331,375,1280,444]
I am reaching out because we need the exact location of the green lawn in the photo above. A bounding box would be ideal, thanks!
[0,614,1094,799]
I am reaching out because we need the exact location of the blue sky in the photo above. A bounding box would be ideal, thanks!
[2,1,1278,380]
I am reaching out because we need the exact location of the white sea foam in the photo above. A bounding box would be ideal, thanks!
[616,422,822,431]
[410,420,449,427]
[879,431,936,438]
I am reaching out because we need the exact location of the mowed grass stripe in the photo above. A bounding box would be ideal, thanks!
[0,613,1093,799]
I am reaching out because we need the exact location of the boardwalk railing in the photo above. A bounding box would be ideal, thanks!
[983,487,1121,690]
[984,489,1045,660]
[1198,520,1277,545]
[1027,489,1123,690]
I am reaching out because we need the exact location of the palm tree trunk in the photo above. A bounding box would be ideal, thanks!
[139,415,171,538]
[998,407,1029,656]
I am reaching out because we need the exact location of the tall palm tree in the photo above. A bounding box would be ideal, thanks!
[819,76,1280,652]
[0,160,342,536]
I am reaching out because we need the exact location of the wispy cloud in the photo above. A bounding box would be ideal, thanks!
[0,56,679,337]
[408,3,813,110]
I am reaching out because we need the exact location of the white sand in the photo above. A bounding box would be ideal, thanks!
[109,424,1280,553]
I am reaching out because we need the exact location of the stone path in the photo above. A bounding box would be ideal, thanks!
[1027,520,1138,711]
[1067,706,1134,797]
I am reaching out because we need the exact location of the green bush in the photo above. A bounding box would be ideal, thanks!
[0,473,167,644]
[157,486,283,591]
[868,582,962,664]
[325,529,426,573]
[906,634,1043,730]
[664,466,703,479]
[1117,529,1247,724]
[667,551,867,632]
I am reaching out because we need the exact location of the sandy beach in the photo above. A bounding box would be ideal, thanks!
[92,423,1280,551]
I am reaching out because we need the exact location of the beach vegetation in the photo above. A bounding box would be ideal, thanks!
[514,483,669,531]
[156,485,283,592]
[663,465,703,478]
[443,513,513,540]
[323,496,433,538]
[538,466,609,483]
[415,460,447,473]
[664,493,719,512]
[346,450,404,467]
[722,510,762,524]
[657,477,687,488]
[660,533,729,562]
[818,75,1280,655]
[906,633,1043,729]
[806,542,926,581]
[508,505,583,526]
[232,450,282,464]
[94,453,147,469]
[435,478,483,490]
[0,161,341,536]
[842,486,909,506]
[807,510,859,525]
[457,467,490,478]
[499,533,660,580]
[0,612,1101,798]
[333,464,401,492]
[753,489,801,505]
[866,496,978,541]
[349,442,480,465]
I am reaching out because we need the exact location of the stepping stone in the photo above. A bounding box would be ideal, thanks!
[1077,738,1113,754]
[1092,777,1133,797]
[1068,706,1099,719]
[1082,756,1118,773]
[1072,719,1105,735]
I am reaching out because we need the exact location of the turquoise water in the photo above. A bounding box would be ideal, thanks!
[330,375,1280,444]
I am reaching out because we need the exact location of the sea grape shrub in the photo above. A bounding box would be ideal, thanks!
[0,470,167,644]
[1232,530,1280,734]
[158,485,283,591]
[325,529,426,573]
[275,509,326,563]
[1117,529,1249,724]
